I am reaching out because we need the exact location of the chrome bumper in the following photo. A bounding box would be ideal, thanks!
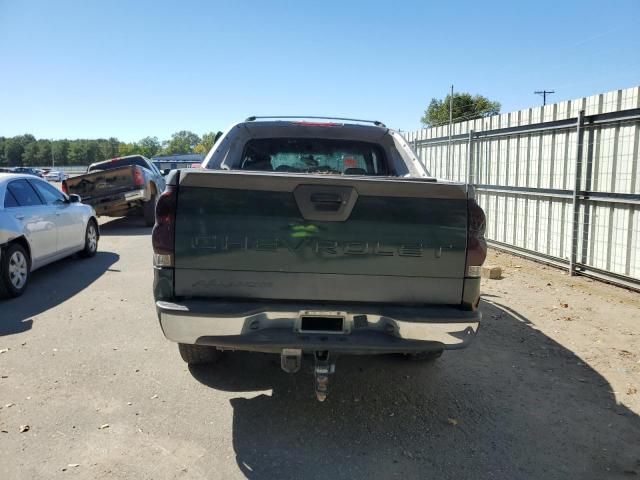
[157,300,480,353]
[92,189,147,214]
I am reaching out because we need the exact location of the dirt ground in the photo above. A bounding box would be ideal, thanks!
[1,217,639,479]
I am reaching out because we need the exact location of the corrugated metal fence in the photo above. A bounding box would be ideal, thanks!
[404,86,640,289]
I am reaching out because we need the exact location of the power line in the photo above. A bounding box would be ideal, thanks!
[534,90,555,106]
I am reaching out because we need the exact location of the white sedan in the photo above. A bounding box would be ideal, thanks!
[44,170,68,182]
[0,173,99,298]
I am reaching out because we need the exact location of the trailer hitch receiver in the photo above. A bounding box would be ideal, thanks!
[314,351,335,402]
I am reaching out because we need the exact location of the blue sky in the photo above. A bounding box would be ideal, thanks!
[1,0,639,142]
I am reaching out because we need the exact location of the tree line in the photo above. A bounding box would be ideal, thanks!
[2,92,503,167]
[0,130,222,167]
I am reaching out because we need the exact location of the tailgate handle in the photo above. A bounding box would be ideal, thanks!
[310,193,342,211]
[294,185,358,222]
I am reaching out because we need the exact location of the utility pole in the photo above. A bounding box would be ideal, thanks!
[447,84,453,170]
[534,90,555,106]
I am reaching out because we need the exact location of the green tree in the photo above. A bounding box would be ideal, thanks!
[118,142,137,157]
[194,131,223,155]
[22,142,39,166]
[86,140,101,164]
[4,134,35,166]
[104,137,120,158]
[52,140,70,165]
[35,140,52,166]
[0,137,6,166]
[164,130,201,155]
[138,136,161,158]
[421,92,500,127]
[67,141,87,165]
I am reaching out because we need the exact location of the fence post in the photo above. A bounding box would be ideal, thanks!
[569,110,585,276]
[466,130,474,193]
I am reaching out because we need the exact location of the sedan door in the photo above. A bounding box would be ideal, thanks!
[5,179,58,266]
[30,179,85,253]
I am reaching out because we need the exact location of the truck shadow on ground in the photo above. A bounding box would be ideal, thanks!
[189,299,640,480]
[98,217,152,236]
[0,251,118,336]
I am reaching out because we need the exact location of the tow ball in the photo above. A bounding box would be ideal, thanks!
[280,349,336,402]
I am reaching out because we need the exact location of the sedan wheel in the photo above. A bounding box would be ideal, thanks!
[87,223,98,253]
[9,250,28,289]
[0,243,30,298]
[80,220,99,258]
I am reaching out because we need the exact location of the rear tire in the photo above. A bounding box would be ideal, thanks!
[0,243,31,298]
[143,194,156,227]
[178,343,222,365]
[79,219,99,258]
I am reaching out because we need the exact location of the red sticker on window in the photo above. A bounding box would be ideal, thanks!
[344,158,357,168]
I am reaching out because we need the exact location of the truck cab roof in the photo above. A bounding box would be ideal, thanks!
[202,118,429,177]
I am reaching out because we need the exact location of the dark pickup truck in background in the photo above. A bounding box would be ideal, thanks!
[63,155,165,226]
[152,117,487,401]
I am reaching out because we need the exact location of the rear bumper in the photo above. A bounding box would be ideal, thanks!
[88,189,147,215]
[156,299,480,354]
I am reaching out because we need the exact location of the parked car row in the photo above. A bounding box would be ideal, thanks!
[0,167,68,182]
[43,170,69,182]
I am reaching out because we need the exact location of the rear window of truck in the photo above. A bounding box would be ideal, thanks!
[88,156,148,172]
[239,138,389,175]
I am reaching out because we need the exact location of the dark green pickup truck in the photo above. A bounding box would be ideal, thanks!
[152,117,486,400]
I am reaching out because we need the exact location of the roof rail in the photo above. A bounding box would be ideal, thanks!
[244,115,386,127]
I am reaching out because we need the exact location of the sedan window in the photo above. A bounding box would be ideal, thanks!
[6,179,44,207]
[3,189,19,208]
[31,179,67,205]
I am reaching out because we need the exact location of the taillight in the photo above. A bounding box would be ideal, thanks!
[61,181,68,194]
[152,185,177,267]
[465,199,487,277]
[133,166,145,186]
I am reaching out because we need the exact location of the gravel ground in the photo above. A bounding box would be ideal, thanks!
[0,217,638,479]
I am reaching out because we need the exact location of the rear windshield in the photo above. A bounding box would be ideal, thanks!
[88,156,148,172]
[239,138,388,175]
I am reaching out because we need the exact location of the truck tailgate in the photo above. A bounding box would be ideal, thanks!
[173,170,469,304]
[65,166,138,202]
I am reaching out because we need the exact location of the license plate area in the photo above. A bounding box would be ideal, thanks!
[295,311,349,334]
[124,189,144,199]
